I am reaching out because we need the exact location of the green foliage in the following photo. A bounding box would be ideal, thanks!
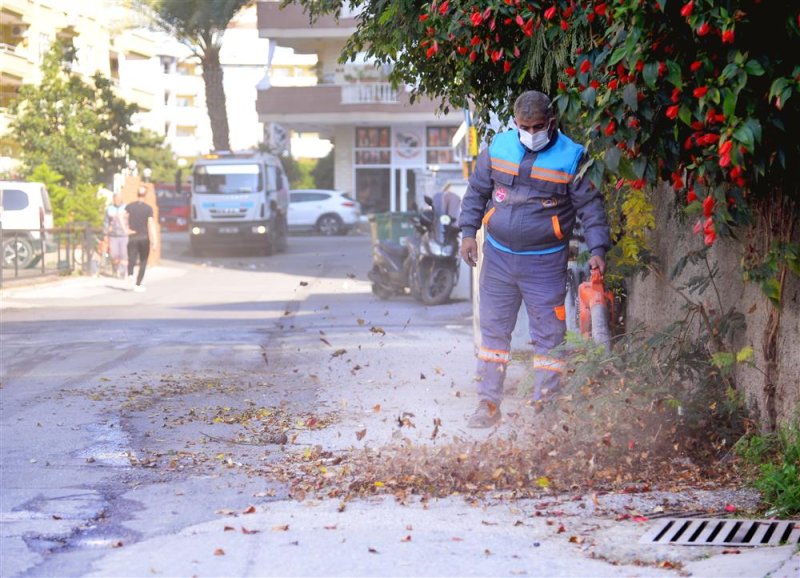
[7,42,138,188]
[288,0,800,301]
[129,129,180,185]
[311,151,335,189]
[27,163,104,227]
[735,425,800,517]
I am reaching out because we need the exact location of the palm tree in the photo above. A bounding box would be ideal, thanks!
[149,0,251,151]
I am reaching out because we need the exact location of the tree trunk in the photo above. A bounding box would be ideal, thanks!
[202,46,230,152]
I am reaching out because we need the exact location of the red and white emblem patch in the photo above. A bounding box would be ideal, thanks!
[494,187,507,203]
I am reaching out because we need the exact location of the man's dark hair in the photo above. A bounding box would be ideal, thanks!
[514,91,553,120]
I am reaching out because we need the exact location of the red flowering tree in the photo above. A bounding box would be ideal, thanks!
[289,0,798,303]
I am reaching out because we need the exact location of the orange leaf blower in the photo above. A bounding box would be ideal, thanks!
[578,268,614,352]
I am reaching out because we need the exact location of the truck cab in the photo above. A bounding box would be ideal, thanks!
[189,151,289,256]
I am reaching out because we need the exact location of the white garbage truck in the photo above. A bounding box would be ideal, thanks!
[189,151,289,256]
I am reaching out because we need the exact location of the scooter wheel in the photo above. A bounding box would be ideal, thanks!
[371,283,394,300]
[421,268,455,306]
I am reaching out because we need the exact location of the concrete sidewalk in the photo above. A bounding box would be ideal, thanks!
[2,268,798,578]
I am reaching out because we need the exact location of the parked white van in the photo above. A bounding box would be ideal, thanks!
[1,181,54,268]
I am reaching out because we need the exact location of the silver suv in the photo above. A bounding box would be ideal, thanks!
[288,189,361,236]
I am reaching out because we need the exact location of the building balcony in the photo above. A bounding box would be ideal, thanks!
[118,85,155,112]
[0,43,33,81]
[257,1,356,49]
[257,83,443,127]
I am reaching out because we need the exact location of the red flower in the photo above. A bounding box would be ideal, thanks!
[438,0,449,15]
[560,18,569,31]
[721,29,735,44]
[580,59,592,74]
[693,86,709,98]
[690,60,703,72]
[704,230,717,246]
[604,120,617,136]
[565,67,576,77]
[719,140,733,155]
[693,219,703,235]
[590,80,600,89]
[680,1,694,18]
[730,166,743,179]
[419,14,429,22]
[703,195,716,217]
[672,171,684,189]
[522,18,534,36]
[671,87,681,103]
[658,61,667,76]
[544,5,557,20]
[635,60,644,73]
[470,35,481,46]
[697,22,711,36]
[503,61,512,73]
[469,51,477,63]
[666,105,680,119]
[703,217,714,234]
[587,12,595,23]
[457,45,468,55]
[687,188,698,203]
[558,81,567,91]
[595,3,607,16]
[513,46,520,58]
[426,43,439,58]
[470,12,483,26]
[608,78,619,89]
[516,14,525,27]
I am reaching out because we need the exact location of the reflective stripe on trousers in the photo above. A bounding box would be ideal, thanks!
[477,240,567,404]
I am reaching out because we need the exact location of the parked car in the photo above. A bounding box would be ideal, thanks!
[288,189,361,236]
[156,187,190,232]
[1,181,54,268]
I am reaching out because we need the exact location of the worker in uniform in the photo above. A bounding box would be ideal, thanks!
[458,90,611,428]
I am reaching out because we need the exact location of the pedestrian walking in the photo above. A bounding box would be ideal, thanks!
[125,186,158,292]
[458,90,611,428]
[104,193,130,279]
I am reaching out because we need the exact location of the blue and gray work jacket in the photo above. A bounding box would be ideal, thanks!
[459,129,610,258]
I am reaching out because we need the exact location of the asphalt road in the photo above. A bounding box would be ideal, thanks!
[1,231,797,577]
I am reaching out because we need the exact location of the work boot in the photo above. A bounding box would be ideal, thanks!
[467,400,501,428]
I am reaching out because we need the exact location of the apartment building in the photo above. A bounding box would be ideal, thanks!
[1,1,268,168]
[256,0,462,213]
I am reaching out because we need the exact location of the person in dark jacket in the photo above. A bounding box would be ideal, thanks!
[458,90,611,428]
[125,186,158,292]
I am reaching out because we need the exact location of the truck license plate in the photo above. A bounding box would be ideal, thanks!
[219,227,239,234]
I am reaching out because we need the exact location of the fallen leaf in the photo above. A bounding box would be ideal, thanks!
[568,535,583,544]
[243,505,256,515]
[299,281,309,286]
[357,319,366,326]
[355,429,367,441]
[420,373,427,380]
[368,547,379,554]
[557,524,566,534]
[223,526,235,532]
[214,548,225,556]
[272,524,290,531]
[112,541,123,548]
[724,504,737,513]
[373,404,381,413]
[241,527,260,535]
[331,349,347,358]
[320,337,332,347]
[370,326,386,336]
[401,535,412,542]
[324,525,337,530]
[722,549,741,555]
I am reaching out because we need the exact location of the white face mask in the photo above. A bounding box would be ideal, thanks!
[519,126,551,152]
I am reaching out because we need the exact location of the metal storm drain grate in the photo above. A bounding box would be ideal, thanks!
[640,518,800,547]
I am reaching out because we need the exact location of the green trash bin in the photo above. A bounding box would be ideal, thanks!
[368,211,417,245]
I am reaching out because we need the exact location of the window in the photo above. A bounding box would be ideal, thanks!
[176,94,194,107]
[194,164,262,194]
[426,126,458,165]
[291,192,330,203]
[355,127,391,166]
[176,125,195,137]
[177,62,196,76]
[1,189,29,211]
